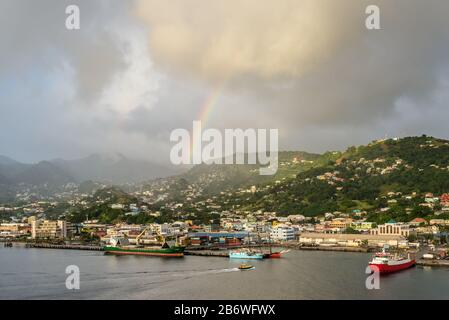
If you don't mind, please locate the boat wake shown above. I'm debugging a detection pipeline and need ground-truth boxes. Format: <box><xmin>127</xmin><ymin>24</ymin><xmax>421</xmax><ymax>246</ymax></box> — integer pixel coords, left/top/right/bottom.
<box><xmin>184</xmin><ymin>268</ymin><xmax>240</xmax><ymax>276</ymax></box>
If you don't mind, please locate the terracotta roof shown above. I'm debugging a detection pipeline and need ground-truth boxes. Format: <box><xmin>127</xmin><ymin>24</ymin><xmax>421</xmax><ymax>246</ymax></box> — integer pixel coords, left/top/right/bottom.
<box><xmin>411</xmin><ymin>218</ymin><xmax>426</xmax><ymax>222</ymax></box>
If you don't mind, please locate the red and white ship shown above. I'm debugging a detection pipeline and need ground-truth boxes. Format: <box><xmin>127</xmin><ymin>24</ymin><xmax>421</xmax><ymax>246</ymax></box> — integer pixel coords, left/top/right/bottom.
<box><xmin>368</xmin><ymin>248</ymin><xmax>415</xmax><ymax>274</ymax></box>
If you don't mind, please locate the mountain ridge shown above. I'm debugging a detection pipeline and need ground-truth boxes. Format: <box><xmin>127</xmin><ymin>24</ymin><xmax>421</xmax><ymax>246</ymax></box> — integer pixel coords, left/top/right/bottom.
<box><xmin>0</xmin><ymin>153</ymin><xmax>180</xmax><ymax>197</ymax></box>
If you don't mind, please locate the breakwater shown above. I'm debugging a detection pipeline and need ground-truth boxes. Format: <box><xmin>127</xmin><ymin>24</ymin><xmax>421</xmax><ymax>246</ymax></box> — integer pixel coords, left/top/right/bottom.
<box><xmin>184</xmin><ymin>250</ymin><xmax>229</xmax><ymax>257</ymax></box>
<box><xmin>416</xmin><ymin>259</ymin><xmax>449</xmax><ymax>267</ymax></box>
<box><xmin>26</xmin><ymin>243</ymin><xmax>103</xmax><ymax>251</ymax></box>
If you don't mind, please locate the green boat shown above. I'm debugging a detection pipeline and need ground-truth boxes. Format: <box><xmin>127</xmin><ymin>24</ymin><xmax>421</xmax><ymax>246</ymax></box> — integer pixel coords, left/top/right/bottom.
<box><xmin>104</xmin><ymin>245</ymin><xmax>185</xmax><ymax>257</ymax></box>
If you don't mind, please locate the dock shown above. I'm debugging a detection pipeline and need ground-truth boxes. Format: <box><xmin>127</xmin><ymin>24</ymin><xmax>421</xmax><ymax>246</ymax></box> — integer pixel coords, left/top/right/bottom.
<box><xmin>26</xmin><ymin>243</ymin><xmax>104</xmax><ymax>251</ymax></box>
<box><xmin>298</xmin><ymin>246</ymin><xmax>369</xmax><ymax>253</ymax></box>
<box><xmin>416</xmin><ymin>259</ymin><xmax>449</xmax><ymax>267</ymax></box>
<box><xmin>184</xmin><ymin>250</ymin><xmax>230</xmax><ymax>257</ymax></box>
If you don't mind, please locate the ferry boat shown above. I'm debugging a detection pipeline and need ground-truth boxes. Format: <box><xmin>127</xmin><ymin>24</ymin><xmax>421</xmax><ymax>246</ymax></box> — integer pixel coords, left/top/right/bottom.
<box><xmin>229</xmin><ymin>248</ymin><xmax>264</xmax><ymax>259</ymax></box>
<box><xmin>368</xmin><ymin>248</ymin><xmax>415</xmax><ymax>274</ymax></box>
<box><xmin>103</xmin><ymin>236</ymin><xmax>185</xmax><ymax>257</ymax></box>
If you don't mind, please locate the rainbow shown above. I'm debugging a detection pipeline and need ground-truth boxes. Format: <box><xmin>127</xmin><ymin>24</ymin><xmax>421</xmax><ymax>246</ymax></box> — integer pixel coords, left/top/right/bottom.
<box><xmin>197</xmin><ymin>82</ymin><xmax>226</xmax><ymax>127</ymax></box>
<box><xmin>189</xmin><ymin>81</ymin><xmax>228</xmax><ymax>160</ymax></box>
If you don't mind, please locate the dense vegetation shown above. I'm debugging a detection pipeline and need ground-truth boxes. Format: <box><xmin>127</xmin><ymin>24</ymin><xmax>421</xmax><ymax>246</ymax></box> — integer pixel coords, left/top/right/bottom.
<box><xmin>209</xmin><ymin>136</ymin><xmax>449</xmax><ymax>222</ymax></box>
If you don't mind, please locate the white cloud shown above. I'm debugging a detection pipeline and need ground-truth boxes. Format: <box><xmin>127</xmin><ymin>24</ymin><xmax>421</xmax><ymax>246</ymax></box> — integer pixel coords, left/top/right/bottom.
<box><xmin>97</xmin><ymin>25</ymin><xmax>160</xmax><ymax>116</ymax></box>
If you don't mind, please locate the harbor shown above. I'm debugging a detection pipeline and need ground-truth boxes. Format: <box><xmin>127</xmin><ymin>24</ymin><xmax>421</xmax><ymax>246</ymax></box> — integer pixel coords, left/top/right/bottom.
<box><xmin>12</xmin><ymin>240</ymin><xmax>371</xmax><ymax>256</ymax></box>
<box><xmin>3</xmin><ymin>245</ymin><xmax>449</xmax><ymax>300</ymax></box>
<box><xmin>0</xmin><ymin>239</ymin><xmax>425</xmax><ymax>256</ymax></box>
<box><xmin>17</xmin><ymin>241</ymin><xmax>449</xmax><ymax>271</ymax></box>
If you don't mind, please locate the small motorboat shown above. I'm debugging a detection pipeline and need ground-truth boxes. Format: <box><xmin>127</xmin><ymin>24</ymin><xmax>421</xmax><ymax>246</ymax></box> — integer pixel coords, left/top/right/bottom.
<box><xmin>238</xmin><ymin>263</ymin><xmax>255</xmax><ymax>270</ymax></box>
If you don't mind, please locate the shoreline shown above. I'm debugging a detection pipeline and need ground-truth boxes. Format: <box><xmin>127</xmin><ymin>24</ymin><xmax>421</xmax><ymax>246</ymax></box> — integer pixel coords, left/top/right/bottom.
<box><xmin>3</xmin><ymin>241</ymin><xmax>371</xmax><ymax>254</ymax></box>
<box><xmin>6</xmin><ymin>242</ymin><xmax>449</xmax><ymax>267</ymax></box>
<box><xmin>416</xmin><ymin>259</ymin><xmax>449</xmax><ymax>268</ymax></box>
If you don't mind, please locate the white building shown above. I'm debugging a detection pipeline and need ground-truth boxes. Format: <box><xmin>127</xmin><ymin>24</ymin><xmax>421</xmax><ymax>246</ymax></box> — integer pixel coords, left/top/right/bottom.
<box><xmin>31</xmin><ymin>220</ymin><xmax>67</xmax><ymax>239</ymax></box>
<box><xmin>299</xmin><ymin>233</ymin><xmax>409</xmax><ymax>248</ymax></box>
<box><xmin>270</xmin><ymin>227</ymin><xmax>296</xmax><ymax>241</ymax></box>
<box><xmin>370</xmin><ymin>221</ymin><xmax>415</xmax><ymax>237</ymax></box>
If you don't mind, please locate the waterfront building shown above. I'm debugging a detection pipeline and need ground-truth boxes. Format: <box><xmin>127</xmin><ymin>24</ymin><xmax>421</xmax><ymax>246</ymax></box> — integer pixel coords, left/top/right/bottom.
<box><xmin>0</xmin><ymin>223</ymin><xmax>30</xmax><ymax>238</ymax></box>
<box><xmin>186</xmin><ymin>231</ymin><xmax>250</xmax><ymax>246</ymax></box>
<box><xmin>270</xmin><ymin>226</ymin><xmax>296</xmax><ymax>241</ymax></box>
<box><xmin>299</xmin><ymin>232</ymin><xmax>408</xmax><ymax>248</ymax></box>
<box><xmin>31</xmin><ymin>220</ymin><xmax>67</xmax><ymax>239</ymax></box>
<box><xmin>369</xmin><ymin>220</ymin><xmax>415</xmax><ymax>237</ymax></box>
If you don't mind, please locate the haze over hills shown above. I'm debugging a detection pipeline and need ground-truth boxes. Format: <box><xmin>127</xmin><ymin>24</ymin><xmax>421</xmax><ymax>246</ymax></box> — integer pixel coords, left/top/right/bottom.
<box><xmin>52</xmin><ymin>153</ymin><xmax>180</xmax><ymax>184</ymax></box>
<box><xmin>0</xmin><ymin>153</ymin><xmax>180</xmax><ymax>189</ymax></box>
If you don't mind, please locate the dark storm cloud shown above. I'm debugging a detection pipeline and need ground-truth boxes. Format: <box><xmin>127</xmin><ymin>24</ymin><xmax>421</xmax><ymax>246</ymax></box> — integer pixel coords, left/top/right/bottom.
<box><xmin>0</xmin><ymin>0</ymin><xmax>163</xmax><ymax>162</ymax></box>
<box><xmin>1</xmin><ymin>0</ymin><xmax>449</xmax><ymax>163</ymax></box>
<box><xmin>135</xmin><ymin>0</ymin><xmax>449</xmax><ymax>152</ymax></box>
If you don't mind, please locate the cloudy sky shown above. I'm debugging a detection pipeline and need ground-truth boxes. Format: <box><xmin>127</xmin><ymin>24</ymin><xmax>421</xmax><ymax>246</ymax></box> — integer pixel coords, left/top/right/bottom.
<box><xmin>1</xmin><ymin>0</ymin><xmax>449</xmax><ymax>164</ymax></box>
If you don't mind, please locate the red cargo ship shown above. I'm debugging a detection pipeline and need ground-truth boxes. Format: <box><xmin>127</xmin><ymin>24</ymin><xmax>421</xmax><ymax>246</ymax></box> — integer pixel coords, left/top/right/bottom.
<box><xmin>368</xmin><ymin>249</ymin><xmax>415</xmax><ymax>274</ymax></box>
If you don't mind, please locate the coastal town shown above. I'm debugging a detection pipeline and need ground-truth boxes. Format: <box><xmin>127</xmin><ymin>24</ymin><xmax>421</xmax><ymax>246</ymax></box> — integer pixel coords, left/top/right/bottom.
<box><xmin>2</xmin><ymin>191</ymin><xmax>449</xmax><ymax>261</ymax></box>
<box><xmin>2</xmin><ymin>137</ymin><xmax>449</xmax><ymax>267</ymax></box>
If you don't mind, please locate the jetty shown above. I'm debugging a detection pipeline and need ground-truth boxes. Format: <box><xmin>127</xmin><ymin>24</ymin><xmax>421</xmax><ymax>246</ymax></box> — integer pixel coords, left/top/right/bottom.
<box><xmin>26</xmin><ymin>243</ymin><xmax>103</xmax><ymax>251</ymax></box>
<box><xmin>416</xmin><ymin>259</ymin><xmax>449</xmax><ymax>267</ymax></box>
<box><xmin>184</xmin><ymin>250</ymin><xmax>229</xmax><ymax>257</ymax></box>
<box><xmin>298</xmin><ymin>246</ymin><xmax>369</xmax><ymax>253</ymax></box>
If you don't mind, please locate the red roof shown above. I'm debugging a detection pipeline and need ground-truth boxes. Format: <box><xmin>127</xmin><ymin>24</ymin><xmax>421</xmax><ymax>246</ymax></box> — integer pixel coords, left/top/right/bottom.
<box><xmin>410</xmin><ymin>218</ymin><xmax>427</xmax><ymax>224</ymax></box>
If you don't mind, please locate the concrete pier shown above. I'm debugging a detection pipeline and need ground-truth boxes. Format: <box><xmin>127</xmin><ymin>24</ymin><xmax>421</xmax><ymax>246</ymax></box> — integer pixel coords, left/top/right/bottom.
<box><xmin>416</xmin><ymin>259</ymin><xmax>449</xmax><ymax>267</ymax></box>
<box><xmin>26</xmin><ymin>243</ymin><xmax>103</xmax><ymax>251</ymax></box>
<box><xmin>184</xmin><ymin>250</ymin><xmax>230</xmax><ymax>257</ymax></box>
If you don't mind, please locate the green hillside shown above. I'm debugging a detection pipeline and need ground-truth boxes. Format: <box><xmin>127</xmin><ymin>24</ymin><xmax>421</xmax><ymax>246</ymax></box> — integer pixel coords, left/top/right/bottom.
<box><xmin>67</xmin><ymin>135</ymin><xmax>449</xmax><ymax>226</ymax></box>
<box><xmin>180</xmin><ymin>151</ymin><xmax>333</xmax><ymax>194</ymax></box>
<box><xmin>205</xmin><ymin>136</ymin><xmax>449</xmax><ymax>221</ymax></box>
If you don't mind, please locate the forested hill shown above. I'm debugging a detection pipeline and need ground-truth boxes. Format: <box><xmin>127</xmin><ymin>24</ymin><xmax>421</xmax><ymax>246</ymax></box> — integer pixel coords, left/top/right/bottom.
<box><xmin>210</xmin><ymin>136</ymin><xmax>449</xmax><ymax>222</ymax></box>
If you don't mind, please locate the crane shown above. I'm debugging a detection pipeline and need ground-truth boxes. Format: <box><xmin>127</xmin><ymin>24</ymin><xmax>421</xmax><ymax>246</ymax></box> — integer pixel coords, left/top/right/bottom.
<box><xmin>135</xmin><ymin>225</ymin><xmax>166</xmax><ymax>246</ymax></box>
<box><xmin>135</xmin><ymin>226</ymin><xmax>151</xmax><ymax>246</ymax></box>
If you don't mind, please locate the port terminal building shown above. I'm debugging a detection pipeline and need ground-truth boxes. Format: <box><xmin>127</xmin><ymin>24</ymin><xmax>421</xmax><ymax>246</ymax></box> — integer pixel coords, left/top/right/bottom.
<box><xmin>187</xmin><ymin>232</ymin><xmax>251</xmax><ymax>247</ymax></box>
<box><xmin>299</xmin><ymin>233</ymin><xmax>410</xmax><ymax>248</ymax></box>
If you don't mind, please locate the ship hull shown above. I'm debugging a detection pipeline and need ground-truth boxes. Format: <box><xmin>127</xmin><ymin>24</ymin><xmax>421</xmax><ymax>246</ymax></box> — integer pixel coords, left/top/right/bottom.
<box><xmin>229</xmin><ymin>253</ymin><xmax>264</xmax><ymax>259</ymax></box>
<box><xmin>104</xmin><ymin>246</ymin><xmax>185</xmax><ymax>257</ymax></box>
<box><xmin>266</xmin><ymin>252</ymin><xmax>282</xmax><ymax>258</ymax></box>
<box><xmin>369</xmin><ymin>259</ymin><xmax>415</xmax><ymax>274</ymax></box>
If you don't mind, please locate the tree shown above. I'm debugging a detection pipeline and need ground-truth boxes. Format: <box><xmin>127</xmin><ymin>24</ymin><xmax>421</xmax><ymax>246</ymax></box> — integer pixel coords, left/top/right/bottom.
<box><xmin>343</xmin><ymin>227</ymin><xmax>360</xmax><ymax>234</ymax></box>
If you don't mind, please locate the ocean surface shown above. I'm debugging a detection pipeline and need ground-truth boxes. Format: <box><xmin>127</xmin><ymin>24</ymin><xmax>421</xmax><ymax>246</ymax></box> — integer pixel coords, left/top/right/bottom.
<box><xmin>1</xmin><ymin>245</ymin><xmax>449</xmax><ymax>299</ymax></box>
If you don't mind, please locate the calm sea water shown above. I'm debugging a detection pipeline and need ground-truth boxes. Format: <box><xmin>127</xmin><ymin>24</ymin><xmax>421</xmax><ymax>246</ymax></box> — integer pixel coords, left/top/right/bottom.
<box><xmin>1</xmin><ymin>245</ymin><xmax>449</xmax><ymax>299</ymax></box>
